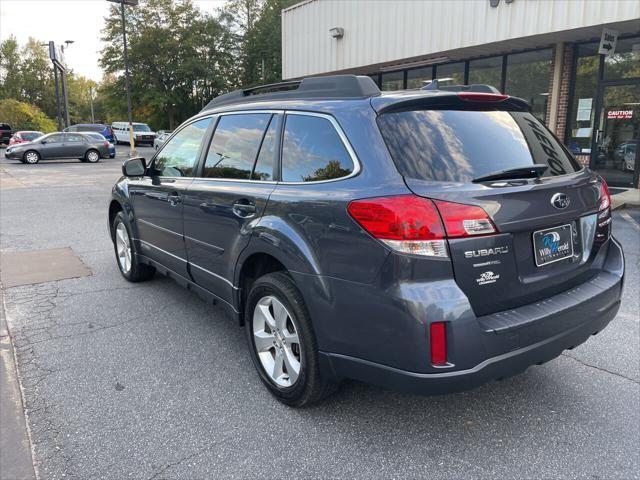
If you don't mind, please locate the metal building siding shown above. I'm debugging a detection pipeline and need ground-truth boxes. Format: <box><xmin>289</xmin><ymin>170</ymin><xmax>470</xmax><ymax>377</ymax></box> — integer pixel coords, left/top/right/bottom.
<box><xmin>282</xmin><ymin>0</ymin><xmax>640</xmax><ymax>79</ymax></box>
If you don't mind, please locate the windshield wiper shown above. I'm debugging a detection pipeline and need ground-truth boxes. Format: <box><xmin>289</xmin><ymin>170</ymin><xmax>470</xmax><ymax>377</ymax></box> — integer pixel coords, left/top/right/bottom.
<box><xmin>472</xmin><ymin>164</ymin><xmax>548</xmax><ymax>183</ymax></box>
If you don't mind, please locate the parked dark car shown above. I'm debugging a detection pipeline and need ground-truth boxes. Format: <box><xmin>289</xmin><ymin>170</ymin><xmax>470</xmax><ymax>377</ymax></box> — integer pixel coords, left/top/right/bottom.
<box><xmin>0</xmin><ymin>123</ymin><xmax>12</xmax><ymax>145</ymax></box>
<box><xmin>81</xmin><ymin>131</ymin><xmax>116</xmax><ymax>158</ymax></box>
<box><xmin>5</xmin><ymin>132</ymin><xmax>110</xmax><ymax>164</ymax></box>
<box><xmin>108</xmin><ymin>75</ymin><xmax>623</xmax><ymax>406</ymax></box>
<box><xmin>64</xmin><ymin>123</ymin><xmax>114</xmax><ymax>143</ymax></box>
<box><xmin>9</xmin><ymin>130</ymin><xmax>44</xmax><ymax>146</ymax></box>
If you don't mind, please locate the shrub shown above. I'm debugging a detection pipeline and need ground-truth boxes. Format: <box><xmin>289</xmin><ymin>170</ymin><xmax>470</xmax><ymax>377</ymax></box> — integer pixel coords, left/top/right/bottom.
<box><xmin>0</xmin><ymin>99</ymin><xmax>57</xmax><ymax>133</ymax></box>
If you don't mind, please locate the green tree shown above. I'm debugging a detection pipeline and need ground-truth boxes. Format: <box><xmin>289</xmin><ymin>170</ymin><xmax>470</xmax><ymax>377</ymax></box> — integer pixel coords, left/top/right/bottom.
<box><xmin>100</xmin><ymin>0</ymin><xmax>239</xmax><ymax>130</ymax></box>
<box><xmin>0</xmin><ymin>99</ymin><xmax>57</xmax><ymax>132</ymax></box>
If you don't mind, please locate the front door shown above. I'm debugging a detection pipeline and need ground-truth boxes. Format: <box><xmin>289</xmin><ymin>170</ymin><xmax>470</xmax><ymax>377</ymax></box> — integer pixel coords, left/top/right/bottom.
<box><xmin>183</xmin><ymin>112</ymin><xmax>279</xmax><ymax>304</ymax></box>
<box><xmin>591</xmin><ymin>82</ymin><xmax>640</xmax><ymax>188</ymax></box>
<box><xmin>40</xmin><ymin>133</ymin><xmax>66</xmax><ymax>159</ymax></box>
<box><xmin>129</xmin><ymin>117</ymin><xmax>213</xmax><ymax>278</ymax></box>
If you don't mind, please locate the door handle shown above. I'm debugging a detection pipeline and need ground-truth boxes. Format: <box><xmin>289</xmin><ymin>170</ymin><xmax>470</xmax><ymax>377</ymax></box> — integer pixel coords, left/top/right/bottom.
<box><xmin>232</xmin><ymin>200</ymin><xmax>256</xmax><ymax>217</ymax></box>
<box><xmin>167</xmin><ymin>193</ymin><xmax>182</xmax><ymax>206</ymax></box>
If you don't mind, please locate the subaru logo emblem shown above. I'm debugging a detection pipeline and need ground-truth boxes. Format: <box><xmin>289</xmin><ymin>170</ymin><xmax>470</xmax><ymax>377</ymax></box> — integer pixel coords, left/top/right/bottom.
<box><xmin>551</xmin><ymin>193</ymin><xmax>570</xmax><ymax>209</ymax></box>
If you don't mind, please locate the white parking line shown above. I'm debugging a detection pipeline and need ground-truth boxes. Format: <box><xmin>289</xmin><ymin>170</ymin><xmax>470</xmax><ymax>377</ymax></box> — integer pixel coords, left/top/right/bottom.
<box><xmin>619</xmin><ymin>211</ymin><xmax>640</xmax><ymax>231</ymax></box>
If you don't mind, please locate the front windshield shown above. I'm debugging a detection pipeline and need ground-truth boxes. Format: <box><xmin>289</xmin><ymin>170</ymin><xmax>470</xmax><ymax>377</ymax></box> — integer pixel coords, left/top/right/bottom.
<box><xmin>133</xmin><ymin>124</ymin><xmax>151</xmax><ymax>132</ymax></box>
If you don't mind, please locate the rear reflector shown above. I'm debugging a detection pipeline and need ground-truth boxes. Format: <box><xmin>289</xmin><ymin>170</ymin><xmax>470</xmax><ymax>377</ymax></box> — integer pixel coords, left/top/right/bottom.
<box><xmin>347</xmin><ymin>195</ymin><xmax>448</xmax><ymax>257</ymax></box>
<box><xmin>599</xmin><ymin>178</ymin><xmax>611</xmax><ymax>212</ymax></box>
<box><xmin>434</xmin><ymin>200</ymin><xmax>497</xmax><ymax>238</ymax></box>
<box><xmin>430</xmin><ymin>322</ymin><xmax>447</xmax><ymax>366</ymax></box>
<box><xmin>458</xmin><ymin>92</ymin><xmax>509</xmax><ymax>102</ymax></box>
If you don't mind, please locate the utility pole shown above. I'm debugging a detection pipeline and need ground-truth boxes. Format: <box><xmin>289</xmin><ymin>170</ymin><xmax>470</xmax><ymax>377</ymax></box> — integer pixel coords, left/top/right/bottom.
<box><xmin>89</xmin><ymin>85</ymin><xmax>95</xmax><ymax>123</ymax></box>
<box><xmin>108</xmin><ymin>0</ymin><xmax>139</xmax><ymax>156</ymax></box>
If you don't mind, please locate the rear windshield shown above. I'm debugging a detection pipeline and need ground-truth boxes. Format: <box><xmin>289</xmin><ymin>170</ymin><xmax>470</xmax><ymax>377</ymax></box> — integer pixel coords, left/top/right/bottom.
<box><xmin>377</xmin><ymin>110</ymin><xmax>579</xmax><ymax>182</ymax></box>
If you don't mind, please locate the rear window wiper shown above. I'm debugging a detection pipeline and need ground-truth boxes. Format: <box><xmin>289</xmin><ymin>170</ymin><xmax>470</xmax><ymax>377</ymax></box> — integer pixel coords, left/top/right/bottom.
<box><xmin>472</xmin><ymin>164</ymin><xmax>548</xmax><ymax>183</ymax></box>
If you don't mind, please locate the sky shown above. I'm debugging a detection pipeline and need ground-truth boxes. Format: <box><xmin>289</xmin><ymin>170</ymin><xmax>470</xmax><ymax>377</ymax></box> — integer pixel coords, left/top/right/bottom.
<box><xmin>0</xmin><ymin>0</ymin><xmax>225</xmax><ymax>81</ymax></box>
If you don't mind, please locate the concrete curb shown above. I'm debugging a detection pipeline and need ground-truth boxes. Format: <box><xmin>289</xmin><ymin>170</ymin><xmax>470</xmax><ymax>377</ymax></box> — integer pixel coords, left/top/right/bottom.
<box><xmin>0</xmin><ymin>291</ymin><xmax>37</xmax><ymax>480</ymax></box>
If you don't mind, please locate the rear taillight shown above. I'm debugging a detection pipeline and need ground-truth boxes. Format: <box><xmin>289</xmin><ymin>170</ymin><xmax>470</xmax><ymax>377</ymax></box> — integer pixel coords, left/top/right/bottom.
<box><xmin>347</xmin><ymin>195</ymin><xmax>498</xmax><ymax>257</ymax></box>
<box><xmin>347</xmin><ymin>195</ymin><xmax>447</xmax><ymax>257</ymax></box>
<box><xmin>458</xmin><ymin>92</ymin><xmax>509</xmax><ymax>102</ymax></box>
<box><xmin>430</xmin><ymin>322</ymin><xmax>447</xmax><ymax>366</ymax></box>
<box><xmin>434</xmin><ymin>200</ymin><xmax>497</xmax><ymax>238</ymax></box>
<box><xmin>599</xmin><ymin>178</ymin><xmax>611</xmax><ymax>212</ymax></box>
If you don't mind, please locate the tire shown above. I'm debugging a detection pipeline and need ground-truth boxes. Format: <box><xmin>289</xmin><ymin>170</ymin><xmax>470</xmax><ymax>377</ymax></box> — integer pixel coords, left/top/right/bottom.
<box><xmin>23</xmin><ymin>150</ymin><xmax>40</xmax><ymax>164</ymax></box>
<box><xmin>111</xmin><ymin>211</ymin><xmax>155</xmax><ymax>282</ymax></box>
<box><xmin>245</xmin><ymin>272</ymin><xmax>337</xmax><ymax>407</ymax></box>
<box><xmin>85</xmin><ymin>149</ymin><xmax>100</xmax><ymax>163</ymax></box>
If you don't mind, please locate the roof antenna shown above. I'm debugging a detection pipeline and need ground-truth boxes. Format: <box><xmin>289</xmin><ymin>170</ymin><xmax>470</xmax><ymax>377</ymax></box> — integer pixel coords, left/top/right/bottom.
<box><xmin>422</xmin><ymin>79</ymin><xmax>439</xmax><ymax>91</ymax></box>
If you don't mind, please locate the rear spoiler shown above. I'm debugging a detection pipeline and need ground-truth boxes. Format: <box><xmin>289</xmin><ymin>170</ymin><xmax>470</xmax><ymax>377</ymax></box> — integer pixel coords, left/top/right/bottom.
<box><xmin>373</xmin><ymin>92</ymin><xmax>531</xmax><ymax>114</ymax></box>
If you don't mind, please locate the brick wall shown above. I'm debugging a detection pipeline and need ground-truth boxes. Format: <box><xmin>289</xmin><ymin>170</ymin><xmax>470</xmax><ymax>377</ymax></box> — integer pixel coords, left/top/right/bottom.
<box><xmin>545</xmin><ymin>43</ymin><xmax>573</xmax><ymax>143</ymax></box>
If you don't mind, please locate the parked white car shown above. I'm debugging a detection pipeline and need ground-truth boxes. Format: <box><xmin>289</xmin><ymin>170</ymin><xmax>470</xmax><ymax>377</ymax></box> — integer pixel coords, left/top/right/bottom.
<box><xmin>111</xmin><ymin>122</ymin><xmax>156</xmax><ymax>146</ymax></box>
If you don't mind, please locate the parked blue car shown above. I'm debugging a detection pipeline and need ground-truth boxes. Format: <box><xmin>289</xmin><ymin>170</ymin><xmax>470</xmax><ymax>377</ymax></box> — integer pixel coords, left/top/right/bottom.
<box><xmin>64</xmin><ymin>123</ymin><xmax>114</xmax><ymax>143</ymax></box>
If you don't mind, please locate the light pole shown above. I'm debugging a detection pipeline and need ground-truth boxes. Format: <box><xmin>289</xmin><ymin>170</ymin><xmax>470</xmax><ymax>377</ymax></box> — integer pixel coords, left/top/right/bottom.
<box><xmin>60</xmin><ymin>40</ymin><xmax>74</xmax><ymax>128</ymax></box>
<box><xmin>107</xmin><ymin>0</ymin><xmax>138</xmax><ymax>156</ymax></box>
<box><xmin>41</xmin><ymin>42</ymin><xmax>62</xmax><ymax>130</ymax></box>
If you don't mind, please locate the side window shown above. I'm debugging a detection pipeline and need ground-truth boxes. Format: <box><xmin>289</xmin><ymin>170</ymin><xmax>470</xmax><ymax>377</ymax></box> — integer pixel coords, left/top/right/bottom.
<box><xmin>281</xmin><ymin>115</ymin><xmax>354</xmax><ymax>182</ymax></box>
<box><xmin>67</xmin><ymin>126</ymin><xmax>77</xmax><ymax>132</ymax></box>
<box><xmin>203</xmin><ymin>113</ymin><xmax>271</xmax><ymax>179</ymax></box>
<box><xmin>66</xmin><ymin>134</ymin><xmax>84</xmax><ymax>143</ymax></box>
<box><xmin>252</xmin><ymin>115</ymin><xmax>278</xmax><ymax>180</ymax></box>
<box><xmin>153</xmin><ymin>118</ymin><xmax>212</xmax><ymax>177</ymax></box>
<box><xmin>47</xmin><ymin>134</ymin><xmax>64</xmax><ymax>143</ymax></box>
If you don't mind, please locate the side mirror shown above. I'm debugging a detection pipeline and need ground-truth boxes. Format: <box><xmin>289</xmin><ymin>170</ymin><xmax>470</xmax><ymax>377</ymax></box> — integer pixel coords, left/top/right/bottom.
<box><xmin>122</xmin><ymin>157</ymin><xmax>147</xmax><ymax>177</ymax></box>
<box><xmin>41</xmin><ymin>140</ymin><xmax>47</xmax><ymax>144</ymax></box>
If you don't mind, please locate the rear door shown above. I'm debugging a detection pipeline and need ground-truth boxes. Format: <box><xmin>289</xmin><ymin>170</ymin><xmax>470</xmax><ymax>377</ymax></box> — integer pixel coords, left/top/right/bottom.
<box><xmin>128</xmin><ymin>117</ymin><xmax>213</xmax><ymax>277</ymax></box>
<box><xmin>63</xmin><ymin>133</ymin><xmax>87</xmax><ymax>157</ymax></box>
<box><xmin>182</xmin><ymin>112</ymin><xmax>279</xmax><ymax>303</ymax></box>
<box><xmin>376</xmin><ymin>102</ymin><xmax>610</xmax><ymax>316</ymax></box>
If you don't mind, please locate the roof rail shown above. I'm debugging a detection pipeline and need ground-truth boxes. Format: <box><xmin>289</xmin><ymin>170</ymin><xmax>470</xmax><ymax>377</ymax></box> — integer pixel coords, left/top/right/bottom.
<box><xmin>202</xmin><ymin>75</ymin><xmax>381</xmax><ymax>111</ymax></box>
<box><xmin>421</xmin><ymin>82</ymin><xmax>501</xmax><ymax>94</ymax></box>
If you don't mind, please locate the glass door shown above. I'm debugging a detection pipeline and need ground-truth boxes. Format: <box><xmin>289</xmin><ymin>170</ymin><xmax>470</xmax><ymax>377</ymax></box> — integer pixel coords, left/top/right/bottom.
<box><xmin>591</xmin><ymin>82</ymin><xmax>640</xmax><ymax>188</ymax></box>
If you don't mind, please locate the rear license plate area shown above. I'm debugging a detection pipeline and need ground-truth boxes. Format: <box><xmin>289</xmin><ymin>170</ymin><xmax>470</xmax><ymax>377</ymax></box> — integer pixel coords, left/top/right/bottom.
<box><xmin>533</xmin><ymin>224</ymin><xmax>574</xmax><ymax>267</ymax></box>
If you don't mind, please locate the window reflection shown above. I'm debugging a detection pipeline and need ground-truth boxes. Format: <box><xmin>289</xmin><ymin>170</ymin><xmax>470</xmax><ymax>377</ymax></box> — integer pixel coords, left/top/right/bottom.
<box><xmin>153</xmin><ymin>118</ymin><xmax>212</xmax><ymax>177</ymax></box>
<box><xmin>203</xmin><ymin>114</ymin><xmax>271</xmax><ymax>179</ymax></box>
<box><xmin>281</xmin><ymin>115</ymin><xmax>353</xmax><ymax>182</ymax></box>
<box><xmin>504</xmin><ymin>49</ymin><xmax>552</xmax><ymax>122</ymax></box>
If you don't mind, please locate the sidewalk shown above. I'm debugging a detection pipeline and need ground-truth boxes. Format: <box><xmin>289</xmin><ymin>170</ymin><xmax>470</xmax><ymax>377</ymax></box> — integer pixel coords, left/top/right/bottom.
<box><xmin>0</xmin><ymin>292</ymin><xmax>36</xmax><ymax>480</ymax></box>
<box><xmin>611</xmin><ymin>188</ymin><xmax>640</xmax><ymax>210</ymax></box>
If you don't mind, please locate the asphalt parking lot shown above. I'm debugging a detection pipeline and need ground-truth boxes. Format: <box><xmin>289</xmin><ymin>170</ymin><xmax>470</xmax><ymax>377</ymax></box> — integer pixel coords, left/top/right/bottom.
<box><xmin>0</xmin><ymin>145</ymin><xmax>639</xmax><ymax>479</ymax></box>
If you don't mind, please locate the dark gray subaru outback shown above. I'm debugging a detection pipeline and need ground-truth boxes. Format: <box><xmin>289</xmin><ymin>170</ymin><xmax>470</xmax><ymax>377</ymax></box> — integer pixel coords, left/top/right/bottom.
<box><xmin>109</xmin><ymin>75</ymin><xmax>624</xmax><ymax>406</ymax></box>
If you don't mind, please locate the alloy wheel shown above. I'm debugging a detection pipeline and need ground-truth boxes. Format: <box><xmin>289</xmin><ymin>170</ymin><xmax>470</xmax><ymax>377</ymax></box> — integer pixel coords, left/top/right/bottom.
<box><xmin>252</xmin><ymin>295</ymin><xmax>302</xmax><ymax>387</ymax></box>
<box><xmin>115</xmin><ymin>222</ymin><xmax>132</xmax><ymax>273</ymax></box>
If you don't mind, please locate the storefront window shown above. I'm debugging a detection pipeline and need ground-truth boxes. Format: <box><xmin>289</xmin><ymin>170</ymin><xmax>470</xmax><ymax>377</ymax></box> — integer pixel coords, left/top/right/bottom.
<box><xmin>435</xmin><ymin>62</ymin><xmax>465</xmax><ymax>85</ymax></box>
<box><xmin>604</xmin><ymin>37</ymin><xmax>640</xmax><ymax>80</ymax></box>
<box><xmin>504</xmin><ymin>49</ymin><xmax>552</xmax><ymax>122</ymax></box>
<box><xmin>407</xmin><ymin>67</ymin><xmax>433</xmax><ymax>89</ymax></box>
<box><xmin>381</xmin><ymin>71</ymin><xmax>404</xmax><ymax>91</ymax></box>
<box><xmin>368</xmin><ymin>74</ymin><xmax>380</xmax><ymax>87</ymax></box>
<box><xmin>566</xmin><ymin>43</ymin><xmax>599</xmax><ymax>156</ymax></box>
<box><xmin>468</xmin><ymin>56</ymin><xmax>503</xmax><ymax>90</ymax></box>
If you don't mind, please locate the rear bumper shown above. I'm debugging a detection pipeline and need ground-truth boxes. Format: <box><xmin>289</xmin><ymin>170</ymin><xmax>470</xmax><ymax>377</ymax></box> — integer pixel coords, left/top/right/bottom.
<box><xmin>312</xmin><ymin>238</ymin><xmax>624</xmax><ymax>394</ymax></box>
